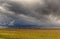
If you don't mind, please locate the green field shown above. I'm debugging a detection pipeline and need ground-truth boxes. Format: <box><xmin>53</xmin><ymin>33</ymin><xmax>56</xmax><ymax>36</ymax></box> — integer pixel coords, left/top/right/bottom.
<box><xmin>0</xmin><ymin>29</ymin><xmax>60</xmax><ymax>39</ymax></box>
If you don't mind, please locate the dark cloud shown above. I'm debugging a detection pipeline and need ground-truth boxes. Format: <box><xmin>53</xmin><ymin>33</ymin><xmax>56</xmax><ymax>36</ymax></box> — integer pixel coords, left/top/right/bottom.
<box><xmin>0</xmin><ymin>0</ymin><xmax>60</xmax><ymax>28</ymax></box>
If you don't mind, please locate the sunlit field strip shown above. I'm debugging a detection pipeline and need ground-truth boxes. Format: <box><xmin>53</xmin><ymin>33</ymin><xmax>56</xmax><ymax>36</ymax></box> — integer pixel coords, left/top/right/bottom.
<box><xmin>0</xmin><ymin>28</ymin><xmax>60</xmax><ymax>39</ymax></box>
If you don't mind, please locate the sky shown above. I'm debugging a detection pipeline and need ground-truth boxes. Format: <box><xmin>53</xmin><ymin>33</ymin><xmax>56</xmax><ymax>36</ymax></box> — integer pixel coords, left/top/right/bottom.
<box><xmin>0</xmin><ymin>0</ymin><xmax>60</xmax><ymax>28</ymax></box>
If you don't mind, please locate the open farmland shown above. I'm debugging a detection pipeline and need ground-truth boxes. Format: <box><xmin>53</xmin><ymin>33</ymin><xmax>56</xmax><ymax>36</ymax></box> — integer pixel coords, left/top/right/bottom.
<box><xmin>0</xmin><ymin>29</ymin><xmax>60</xmax><ymax>39</ymax></box>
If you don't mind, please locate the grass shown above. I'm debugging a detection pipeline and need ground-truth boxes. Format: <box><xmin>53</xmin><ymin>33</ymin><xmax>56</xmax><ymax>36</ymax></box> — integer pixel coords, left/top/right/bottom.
<box><xmin>0</xmin><ymin>29</ymin><xmax>59</xmax><ymax>39</ymax></box>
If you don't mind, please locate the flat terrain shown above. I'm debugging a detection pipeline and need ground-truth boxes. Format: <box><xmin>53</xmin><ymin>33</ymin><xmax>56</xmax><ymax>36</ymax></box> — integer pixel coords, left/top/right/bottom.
<box><xmin>0</xmin><ymin>28</ymin><xmax>60</xmax><ymax>39</ymax></box>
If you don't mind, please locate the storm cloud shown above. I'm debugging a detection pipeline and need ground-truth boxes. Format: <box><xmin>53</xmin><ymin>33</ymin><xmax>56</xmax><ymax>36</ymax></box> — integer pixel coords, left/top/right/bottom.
<box><xmin>0</xmin><ymin>0</ymin><xmax>60</xmax><ymax>28</ymax></box>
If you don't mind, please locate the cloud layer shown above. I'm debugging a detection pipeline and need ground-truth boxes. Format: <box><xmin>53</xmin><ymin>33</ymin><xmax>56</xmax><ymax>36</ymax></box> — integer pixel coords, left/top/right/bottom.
<box><xmin>0</xmin><ymin>0</ymin><xmax>60</xmax><ymax>28</ymax></box>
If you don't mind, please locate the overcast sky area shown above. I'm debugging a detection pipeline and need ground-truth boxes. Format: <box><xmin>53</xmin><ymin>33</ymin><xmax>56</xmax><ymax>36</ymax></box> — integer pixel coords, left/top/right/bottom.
<box><xmin>0</xmin><ymin>0</ymin><xmax>60</xmax><ymax>28</ymax></box>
